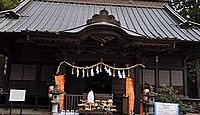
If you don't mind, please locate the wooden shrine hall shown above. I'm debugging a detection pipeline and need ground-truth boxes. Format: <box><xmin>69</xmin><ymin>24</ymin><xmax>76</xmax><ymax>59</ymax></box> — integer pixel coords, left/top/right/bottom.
<box><xmin>0</xmin><ymin>0</ymin><xmax>200</xmax><ymax>114</ymax></box>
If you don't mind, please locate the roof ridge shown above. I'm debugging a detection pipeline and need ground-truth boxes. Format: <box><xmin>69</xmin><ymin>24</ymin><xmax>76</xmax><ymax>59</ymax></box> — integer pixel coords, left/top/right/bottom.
<box><xmin>13</xmin><ymin>0</ymin><xmax>31</xmax><ymax>12</ymax></box>
<box><xmin>41</xmin><ymin>0</ymin><xmax>165</xmax><ymax>8</ymax></box>
<box><xmin>164</xmin><ymin>4</ymin><xmax>187</xmax><ymax>23</ymax></box>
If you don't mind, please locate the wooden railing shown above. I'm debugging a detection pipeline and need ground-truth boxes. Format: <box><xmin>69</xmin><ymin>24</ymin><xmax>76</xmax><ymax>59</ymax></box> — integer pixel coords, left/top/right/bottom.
<box><xmin>65</xmin><ymin>93</ymin><xmax>113</xmax><ymax>112</ymax></box>
<box><xmin>65</xmin><ymin>94</ymin><xmax>85</xmax><ymax>112</ymax></box>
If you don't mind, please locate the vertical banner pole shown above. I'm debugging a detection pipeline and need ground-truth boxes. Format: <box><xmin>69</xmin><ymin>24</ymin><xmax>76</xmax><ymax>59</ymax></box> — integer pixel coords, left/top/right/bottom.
<box><xmin>155</xmin><ymin>56</ymin><xmax>159</xmax><ymax>92</ymax></box>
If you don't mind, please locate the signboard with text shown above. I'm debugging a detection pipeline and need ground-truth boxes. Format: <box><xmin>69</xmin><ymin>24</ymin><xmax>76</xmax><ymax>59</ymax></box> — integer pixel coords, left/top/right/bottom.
<box><xmin>154</xmin><ymin>102</ymin><xmax>179</xmax><ymax>115</ymax></box>
<box><xmin>9</xmin><ymin>89</ymin><xmax>26</xmax><ymax>102</ymax></box>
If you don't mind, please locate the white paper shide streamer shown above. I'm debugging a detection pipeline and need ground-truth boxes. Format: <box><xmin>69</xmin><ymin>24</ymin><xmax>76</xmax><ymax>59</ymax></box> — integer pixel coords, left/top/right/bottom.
<box><xmin>71</xmin><ymin>67</ymin><xmax>74</xmax><ymax>75</ymax></box>
<box><xmin>76</xmin><ymin>68</ymin><xmax>79</xmax><ymax>77</ymax></box>
<box><xmin>91</xmin><ymin>68</ymin><xmax>94</xmax><ymax>76</ymax></box>
<box><xmin>108</xmin><ymin>67</ymin><xmax>112</xmax><ymax>76</ymax></box>
<box><xmin>122</xmin><ymin>70</ymin><xmax>126</xmax><ymax>78</ymax></box>
<box><xmin>87</xmin><ymin>69</ymin><xmax>89</xmax><ymax>77</ymax></box>
<box><xmin>82</xmin><ymin>69</ymin><xmax>85</xmax><ymax>78</ymax></box>
<box><xmin>96</xmin><ymin>66</ymin><xmax>99</xmax><ymax>74</ymax></box>
<box><xmin>118</xmin><ymin>70</ymin><xmax>122</xmax><ymax>79</ymax></box>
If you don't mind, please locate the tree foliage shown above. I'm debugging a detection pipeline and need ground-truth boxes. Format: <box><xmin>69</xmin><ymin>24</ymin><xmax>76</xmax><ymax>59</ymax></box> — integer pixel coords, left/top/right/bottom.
<box><xmin>0</xmin><ymin>0</ymin><xmax>19</xmax><ymax>11</ymax></box>
<box><xmin>187</xmin><ymin>64</ymin><xmax>198</xmax><ymax>98</ymax></box>
<box><xmin>170</xmin><ymin>0</ymin><xmax>200</xmax><ymax>23</ymax></box>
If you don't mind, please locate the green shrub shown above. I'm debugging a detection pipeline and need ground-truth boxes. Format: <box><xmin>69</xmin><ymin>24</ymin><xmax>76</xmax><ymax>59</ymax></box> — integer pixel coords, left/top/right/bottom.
<box><xmin>156</xmin><ymin>84</ymin><xmax>194</xmax><ymax>114</ymax></box>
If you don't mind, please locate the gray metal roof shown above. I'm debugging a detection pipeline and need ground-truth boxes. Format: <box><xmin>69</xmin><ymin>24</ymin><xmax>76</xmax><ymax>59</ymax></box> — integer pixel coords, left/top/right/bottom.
<box><xmin>0</xmin><ymin>0</ymin><xmax>200</xmax><ymax>41</ymax></box>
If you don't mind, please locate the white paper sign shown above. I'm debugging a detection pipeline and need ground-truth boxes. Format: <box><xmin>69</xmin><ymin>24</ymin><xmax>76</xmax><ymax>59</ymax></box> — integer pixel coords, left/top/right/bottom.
<box><xmin>9</xmin><ymin>89</ymin><xmax>26</xmax><ymax>102</ymax></box>
<box><xmin>154</xmin><ymin>102</ymin><xmax>179</xmax><ymax>115</ymax></box>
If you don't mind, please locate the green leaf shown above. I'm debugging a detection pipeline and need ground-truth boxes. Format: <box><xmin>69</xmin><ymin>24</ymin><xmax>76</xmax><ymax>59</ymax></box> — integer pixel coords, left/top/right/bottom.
<box><xmin>0</xmin><ymin>0</ymin><xmax>19</xmax><ymax>11</ymax></box>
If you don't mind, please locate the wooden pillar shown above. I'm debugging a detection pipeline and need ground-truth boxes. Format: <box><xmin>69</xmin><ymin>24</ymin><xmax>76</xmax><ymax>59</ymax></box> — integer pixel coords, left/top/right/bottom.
<box><xmin>0</xmin><ymin>55</ymin><xmax>5</xmax><ymax>87</ymax></box>
<box><xmin>134</xmin><ymin>66</ymin><xmax>141</xmax><ymax>115</ymax></box>
<box><xmin>34</xmin><ymin>64</ymin><xmax>41</xmax><ymax>110</ymax></box>
<box><xmin>34</xmin><ymin>97</ymin><xmax>38</xmax><ymax>110</ymax></box>
<box><xmin>183</xmin><ymin>58</ymin><xmax>188</xmax><ymax>97</ymax></box>
<box><xmin>4</xmin><ymin>58</ymin><xmax>11</xmax><ymax>109</ymax></box>
<box><xmin>195</xmin><ymin>59</ymin><xmax>200</xmax><ymax>98</ymax></box>
<box><xmin>36</xmin><ymin>64</ymin><xmax>41</xmax><ymax>81</ymax></box>
<box><xmin>169</xmin><ymin>70</ymin><xmax>172</xmax><ymax>86</ymax></box>
<box><xmin>155</xmin><ymin>56</ymin><xmax>159</xmax><ymax>92</ymax></box>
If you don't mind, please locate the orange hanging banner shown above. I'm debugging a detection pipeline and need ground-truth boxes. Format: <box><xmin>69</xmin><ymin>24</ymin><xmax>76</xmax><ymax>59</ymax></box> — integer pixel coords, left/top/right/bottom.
<box><xmin>126</xmin><ymin>78</ymin><xmax>135</xmax><ymax>115</ymax></box>
<box><xmin>55</xmin><ymin>75</ymin><xmax>65</xmax><ymax>111</ymax></box>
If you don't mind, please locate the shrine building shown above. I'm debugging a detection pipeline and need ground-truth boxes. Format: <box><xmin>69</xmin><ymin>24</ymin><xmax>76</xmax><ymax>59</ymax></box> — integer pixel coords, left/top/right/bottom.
<box><xmin>0</xmin><ymin>0</ymin><xmax>200</xmax><ymax>114</ymax></box>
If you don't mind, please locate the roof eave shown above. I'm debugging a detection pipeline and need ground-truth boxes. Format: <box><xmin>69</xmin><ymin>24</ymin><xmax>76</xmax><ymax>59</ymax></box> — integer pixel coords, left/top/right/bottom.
<box><xmin>60</xmin><ymin>22</ymin><xmax>147</xmax><ymax>39</ymax></box>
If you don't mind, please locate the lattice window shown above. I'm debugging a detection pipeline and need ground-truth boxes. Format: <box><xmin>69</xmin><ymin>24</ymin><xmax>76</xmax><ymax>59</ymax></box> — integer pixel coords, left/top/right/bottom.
<box><xmin>23</xmin><ymin>65</ymin><xmax>36</xmax><ymax>80</ymax></box>
<box><xmin>171</xmin><ymin>70</ymin><xmax>183</xmax><ymax>86</ymax></box>
<box><xmin>10</xmin><ymin>64</ymin><xmax>23</xmax><ymax>80</ymax></box>
<box><xmin>159</xmin><ymin>70</ymin><xmax>170</xmax><ymax>85</ymax></box>
<box><xmin>41</xmin><ymin>65</ymin><xmax>55</xmax><ymax>81</ymax></box>
<box><xmin>143</xmin><ymin>69</ymin><xmax>155</xmax><ymax>85</ymax></box>
<box><xmin>10</xmin><ymin>64</ymin><xmax>36</xmax><ymax>80</ymax></box>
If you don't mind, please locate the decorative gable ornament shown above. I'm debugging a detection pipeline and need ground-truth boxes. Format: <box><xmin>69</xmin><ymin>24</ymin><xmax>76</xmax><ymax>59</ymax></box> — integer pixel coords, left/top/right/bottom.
<box><xmin>87</xmin><ymin>9</ymin><xmax>121</xmax><ymax>26</ymax></box>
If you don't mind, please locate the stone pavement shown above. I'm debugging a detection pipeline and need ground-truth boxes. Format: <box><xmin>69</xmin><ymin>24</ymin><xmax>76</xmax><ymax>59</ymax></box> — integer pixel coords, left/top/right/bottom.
<box><xmin>0</xmin><ymin>108</ymin><xmax>50</xmax><ymax>115</ymax></box>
